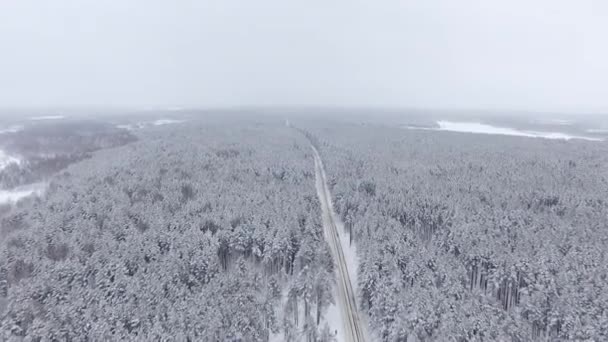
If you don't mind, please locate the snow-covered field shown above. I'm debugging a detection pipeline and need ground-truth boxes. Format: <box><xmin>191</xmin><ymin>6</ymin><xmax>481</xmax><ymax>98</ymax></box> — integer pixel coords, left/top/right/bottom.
<box><xmin>116</xmin><ymin>123</ymin><xmax>146</xmax><ymax>131</ymax></box>
<box><xmin>152</xmin><ymin>119</ymin><xmax>184</xmax><ymax>126</ymax></box>
<box><xmin>117</xmin><ymin>119</ymin><xmax>185</xmax><ymax>131</ymax></box>
<box><xmin>0</xmin><ymin>125</ymin><xmax>24</xmax><ymax>134</ymax></box>
<box><xmin>533</xmin><ymin>119</ymin><xmax>574</xmax><ymax>126</ymax></box>
<box><xmin>406</xmin><ymin>120</ymin><xmax>603</xmax><ymax>141</ymax></box>
<box><xmin>29</xmin><ymin>115</ymin><xmax>65</xmax><ymax>121</ymax></box>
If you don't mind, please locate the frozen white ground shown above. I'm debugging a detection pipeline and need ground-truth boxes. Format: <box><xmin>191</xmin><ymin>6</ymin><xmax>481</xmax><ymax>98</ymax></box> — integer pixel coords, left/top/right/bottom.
<box><xmin>117</xmin><ymin>119</ymin><xmax>185</xmax><ymax>131</ymax></box>
<box><xmin>0</xmin><ymin>125</ymin><xmax>24</xmax><ymax>134</ymax></box>
<box><xmin>406</xmin><ymin>120</ymin><xmax>603</xmax><ymax>141</ymax></box>
<box><xmin>29</xmin><ymin>115</ymin><xmax>65</xmax><ymax>121</ymax></box>
<box><xmin>152</xmin><ymin>119</ymin><xmax>185</xmax><ymax>126</ymax></box>
<box><xmin>533</xmin><ymin>118</ymin><xmax>574</xmax><ymax>126</ymax></box>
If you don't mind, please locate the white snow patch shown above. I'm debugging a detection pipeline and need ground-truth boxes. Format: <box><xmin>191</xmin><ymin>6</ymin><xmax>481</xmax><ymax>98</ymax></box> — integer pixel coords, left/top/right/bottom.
<box><xmin>323</xmin><ymin>289</ymin><xmax>346</xmax><ymax>341</ymax></box>
<box><xmin>406</xmin><ymin>121</ymin><xmax>603</xmax><ymax>141</ymax></box>
<box><xmin>116</xmin><ymin>123</ymin><xmax>145</xmax><ymax>130</ymax></box>
<box><xmin>269</xmin><ymin>287</ymin><xmax>290</xmax><ymax>342</ymax></box>
<box><xmin>0</xmin><ymin>125</ymin><xmax>24</xmax><ymax>134</ymax></box>
<box><xmin>118</xmin><ymin>120</ymin><xmax>183</xmax><ymax>130</ymax></box>
<box><xmin>30</xmin><ymin>115</ymin><xmax>65</xmax><ymax>121</ymax></box>
<box><xmin>269</xmin><ymin>285</ymin><xmax>340</xmax><ymax>342</ymax></box>
<box><xmin>152</xmin><ymin>119</ymin><xmax>184</xmax><ymax>126</ymax></box>
<box><xmin>268</xmin><ymin>332</ymin><xmax>282</xmax><ymax>342</ymax></box>
<box><xmin>116</xmin><ymin>124</ymin><xmax>135</xmax><ymax>131</ymax></box>
<box><xmin>0</xmin><ymin>150</ymin><xmax>22</xmax><ymax>171</ymax></box>
<box><xmin>534</xmin><ymin>119</ymin><xmax>574</xmax><ymax>126</ymax></box>
<box><xmin>0</xmin><ymin>182</ymin><xmax>46</xmax><ymax>205</ymax></box>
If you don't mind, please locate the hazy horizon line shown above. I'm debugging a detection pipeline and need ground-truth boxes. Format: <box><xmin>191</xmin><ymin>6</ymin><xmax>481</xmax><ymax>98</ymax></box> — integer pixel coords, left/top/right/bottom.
<box><xmin>0</xmin><ymin>105</ymin><xmax>607</xmax><ymax>118</ymax></box>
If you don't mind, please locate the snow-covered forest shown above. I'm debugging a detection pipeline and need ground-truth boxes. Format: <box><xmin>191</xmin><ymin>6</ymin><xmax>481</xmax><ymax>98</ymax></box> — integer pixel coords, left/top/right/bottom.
<box><xmin>2</xmin><ymin>0</ymin><xmax>607</xmax><ymax>339</ymax></box>
<box><xmin>301</xmin><ymin>121</ymin><xmax>608</xmax><ymax>341</ymax></box>
<box><xmin>0</xmin><ymin>122</ymin><xmax>336</xmax><ymax>341</ymax></box>
<box><xmin>2</xmin><ymin>115</ymin><xmax>608</xmax><ymax>341</ymax></box>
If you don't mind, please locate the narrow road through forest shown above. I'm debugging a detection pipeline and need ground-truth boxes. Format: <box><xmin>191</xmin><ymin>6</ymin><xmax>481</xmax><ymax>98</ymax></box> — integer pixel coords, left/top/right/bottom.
<box><xmin>310</xmin><ymin>143</ymin><xmax>367</xmax><ymax>342</ymax></box>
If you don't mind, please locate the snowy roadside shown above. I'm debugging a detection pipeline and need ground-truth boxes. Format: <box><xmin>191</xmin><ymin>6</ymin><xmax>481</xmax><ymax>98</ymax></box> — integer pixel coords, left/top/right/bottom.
<box><xmin>318</xmin><ymin>159</ymin><xmax>360</xmax><ymax>295</ymax></box>
<box><xmin>312</xmin><ymin>144</ymin><xmax>368</xmax><ymax>342</ymax></box>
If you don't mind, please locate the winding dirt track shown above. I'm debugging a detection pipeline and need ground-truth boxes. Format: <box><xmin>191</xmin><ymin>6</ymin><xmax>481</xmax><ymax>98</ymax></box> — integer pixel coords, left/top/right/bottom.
<box><xmin>311</xmin><ymin>144</ymin><xmax>367</xmax><ymax>342</ymax></box>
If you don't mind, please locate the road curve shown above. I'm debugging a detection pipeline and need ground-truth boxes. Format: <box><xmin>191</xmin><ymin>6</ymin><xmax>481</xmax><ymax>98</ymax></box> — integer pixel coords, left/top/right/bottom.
<box><xmin>310</xmin><ymin>144</ymin><xmax>368</xmax><ymax>342</ymax></box>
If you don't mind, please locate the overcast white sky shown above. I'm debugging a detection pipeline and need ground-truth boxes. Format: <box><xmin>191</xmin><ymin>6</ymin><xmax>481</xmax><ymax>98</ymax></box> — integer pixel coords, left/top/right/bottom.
<box><xmin>0</xmin><ymin>0</ymin><xmax>607</xmax><ymax>113</ymax></box>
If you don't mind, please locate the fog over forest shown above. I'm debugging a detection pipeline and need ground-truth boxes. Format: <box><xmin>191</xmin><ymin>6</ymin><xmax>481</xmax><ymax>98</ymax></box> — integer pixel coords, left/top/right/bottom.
<box><xmin>1</xmin><ymin>1</ymin><xmax>608</xmax><ymax>342</ymax></box>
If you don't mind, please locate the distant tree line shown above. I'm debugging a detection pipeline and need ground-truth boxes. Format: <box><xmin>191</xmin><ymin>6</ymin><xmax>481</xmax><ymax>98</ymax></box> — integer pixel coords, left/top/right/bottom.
<box><xmin>0</xmin><ymin>121</ymin><xmax>136</xmax><ymax>189</ymax></box>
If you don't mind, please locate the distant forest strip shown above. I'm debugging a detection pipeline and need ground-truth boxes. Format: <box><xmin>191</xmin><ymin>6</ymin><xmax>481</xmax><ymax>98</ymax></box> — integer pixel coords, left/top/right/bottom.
<box><xmin>0</xmin><ymin>121</ymin><xmax>137</xmax><ymax>190</ymax></box>
<box><xmin>302</xmin><ymin>121</ymin><xmax>608</xmax><ymax>341</ymax></box>
<box><xmin>1</xmin><ymin>123</ymin><xmax>337</xmax><ymax>341</ymax></box>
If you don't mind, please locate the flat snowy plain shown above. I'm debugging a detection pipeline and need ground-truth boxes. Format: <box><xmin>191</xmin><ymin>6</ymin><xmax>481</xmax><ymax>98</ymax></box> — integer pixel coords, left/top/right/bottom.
<box><xmin>405</xmin><ymin>120</ymin><xmax>603</xmax><ymax>141</ymax></box>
